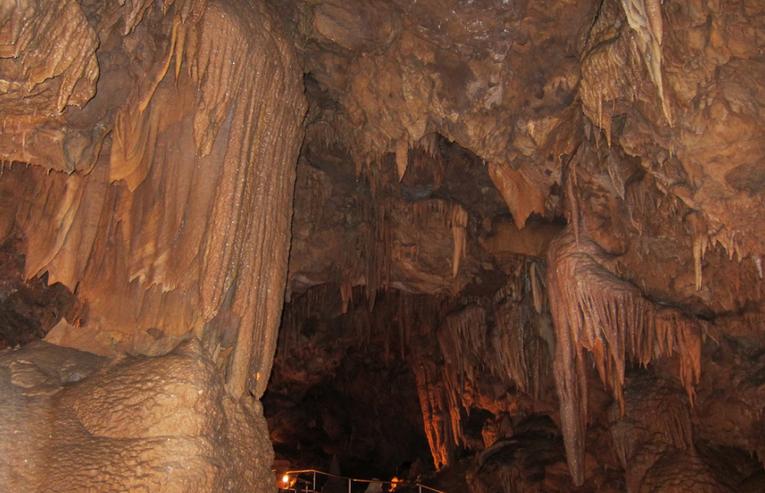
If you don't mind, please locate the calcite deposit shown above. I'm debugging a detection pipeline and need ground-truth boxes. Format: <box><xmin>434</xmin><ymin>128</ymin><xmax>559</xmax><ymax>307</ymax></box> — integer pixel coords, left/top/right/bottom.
<box><xmin>1</xmin><ymin>0</ymin><xmax>764</xmax><ymax>491</ymax></box>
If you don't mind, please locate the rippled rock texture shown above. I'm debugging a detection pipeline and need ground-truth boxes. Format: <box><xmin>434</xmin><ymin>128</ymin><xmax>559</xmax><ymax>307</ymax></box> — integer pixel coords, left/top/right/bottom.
<box><xmin>0</xmin><ymin>339</ymin><xmax>274</xmax><ymax>492</ymax></box>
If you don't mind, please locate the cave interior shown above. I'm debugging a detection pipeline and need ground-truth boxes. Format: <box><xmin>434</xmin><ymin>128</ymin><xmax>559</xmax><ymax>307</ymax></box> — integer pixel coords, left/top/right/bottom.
<box><xmin>1</xmin><ymin>0</ymin><xmax>765</xmax><ymax>492</ymax></box>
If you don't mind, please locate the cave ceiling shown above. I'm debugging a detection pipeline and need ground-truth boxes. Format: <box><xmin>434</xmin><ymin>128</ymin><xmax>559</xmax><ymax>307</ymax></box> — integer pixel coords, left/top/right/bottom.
<box><xmin>281</xmin><ymin>0</ymin><xmax>765</xmax><ymax>309</ymax></box>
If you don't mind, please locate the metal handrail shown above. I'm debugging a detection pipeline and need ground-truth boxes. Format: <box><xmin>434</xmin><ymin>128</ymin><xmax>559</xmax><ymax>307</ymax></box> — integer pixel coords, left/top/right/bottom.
<box><xmin>278</xmin><ymin>468</ymin><xmax>446</xmax><ymax>493</ymax></box>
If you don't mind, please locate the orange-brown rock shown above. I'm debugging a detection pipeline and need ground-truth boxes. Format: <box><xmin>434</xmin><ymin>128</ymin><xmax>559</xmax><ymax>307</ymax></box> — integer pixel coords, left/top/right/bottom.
<box><xmin>2</xmin><ymin>0</ymin><xmax>765</xmax><ymax>491</ymax></box>
<box><xmin>0</xmin><ymin>0</ymin><xmax>306</xmax><ymax>400</ymax></box>
<box><xmin>0</xmin><ymin>339</ymin><xmax>273</xmax><ymax>492</ymax></box>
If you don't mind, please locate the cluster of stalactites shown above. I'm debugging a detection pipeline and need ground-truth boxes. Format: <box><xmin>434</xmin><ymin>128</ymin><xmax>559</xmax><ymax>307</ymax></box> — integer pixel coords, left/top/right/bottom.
<box><xmin>547</xmin><ymin>228</ymin><xmax>703</xmax><ymax>485</ymax></box>
<box><xmin>413</xmin><ymin>359</ymin><xmax>456</xmax><ymax>470</ymax></box>
<box><xmin>396</xmin><ymin>292</ymin><xmax>457</xmax><ymax>470</ymax></box>
<box><xmin>362</xmin><ymin>197</ymin><xmax>468</xmax><ymax>310</ymax></box>
<box><xmin>437</xmin><ymin>305</ymin><xmax>487</xmax><ymax>447</ymax></box>
<box><xmin>423</xmin><ymin>263</ymin><xmax>552</xmax><ymax>466</ymax></box>
<box><xmin>685</xmin><ymin>210</ymin><xmax>763</xmax><ymax>292</ymax></box>
<box><xmin>364</xmin><ymin>201</ymin><xmax>392</xmax><ymax>310</ymax></box>
<box><xmin>406</xmin><ymin>199</ymin><xmax>468</xmax><ymax>278</ymax></box>
<box><xmin>493</xmin><ymin>296</ymin><xmax>551</xmax><ymax>398</ymax></box>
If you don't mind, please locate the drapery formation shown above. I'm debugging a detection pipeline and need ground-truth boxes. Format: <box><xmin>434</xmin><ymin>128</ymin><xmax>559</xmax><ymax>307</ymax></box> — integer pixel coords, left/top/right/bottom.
<box><xmin>547</xmin><ymin>229</ymin><xmax>702</xmax><ymax>485</ymax></box>
<box><xmin>0</xmin><ymin>0</ymin><xmax>306</xmax><ymax>398</ymax></box>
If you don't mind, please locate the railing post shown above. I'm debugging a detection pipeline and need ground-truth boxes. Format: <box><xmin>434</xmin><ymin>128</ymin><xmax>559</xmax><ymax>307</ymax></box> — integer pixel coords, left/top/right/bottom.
<box><xmin>347</xmin><ymin>478</ymin><xmax>351</xmax><ymax>493</ymax></box>
<box><xmin>418</xmin><ymin>486</ymin><xmax>422</xmax><ymax>493</ymax></box>
<box><xmin>312</xmin><ymin>471</ymin><xmax>316</xmax><ymax>492</ymax></box>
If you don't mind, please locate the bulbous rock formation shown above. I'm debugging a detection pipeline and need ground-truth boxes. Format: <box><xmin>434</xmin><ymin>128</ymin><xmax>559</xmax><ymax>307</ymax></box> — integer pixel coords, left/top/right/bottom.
<box><xmin>0</xmin><ymin>339</ymin><xmax>274</xmax><ymax>492</ymax></box>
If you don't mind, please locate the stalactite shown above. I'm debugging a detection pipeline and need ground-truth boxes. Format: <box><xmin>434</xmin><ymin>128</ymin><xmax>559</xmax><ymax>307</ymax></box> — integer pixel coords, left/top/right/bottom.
<box><xmin>413</xmin><ymin>360</ymin><xmax>456</xmax><ymax>470</ymax></box>
<box><xmin>547</xmin><ymin>228</ymin><xmax>704</xmax><ymax>485</ymax></box>
<box><xmin>530</xmin><ymin>262</ymin><xmax>543</xmax><ymax>314</ymax></box>
<box><xmin>450</xmin><ymin>204</ymin><xmax>468</xmax><ymax>278</ymax></box>
<box><xmin>365</xmin><ymin>201</ymin><xmax>392</xmax><ymax>310</ymax></box>
<box><xmin>340</xmin><ymin>278</ymin><xmax>353</xmax><ymax>314</ymax></box>
<box><xmin>416</xmin><ymin>133</ymin><xmax>439</xmax><ymax>159</ymax></box>
<box><xmin>487</xmin><ymin>162</ymin><xmax>546</xmax><ymax>229</ymax></box>
<box><xmin>411</xmin><ymin>199</ymin><xmax>448</xmax><ymax>224</ymax></box>
<box><xmin>686</xmin><ymin>212</ymin><xmax>708</xmax><ymax>291</ymax></box>
<box><xmin>710</xmin><ymin>226</ymin><xmax>746</xmax><ymax>263</ymax></box>
<box><xmin>565</xmin><ymin>152</ymin><xmax>581</xmax><ymax>246</ymax></box>
<box><xmin>395</xmin><ymin>139</ymin><xmax>409</xmax><ymax>181</ymax></box>
<box><xmin>492</xmin><ymin>269</ymin><xmax>550</xmax><ymax>400</ymax></box>
<box><xmin>655</xmin><ymin>309</ymin><xmax>702</xmax><ymax>405</ymax></box>
<box><xmin>434</xmin><ymin>305</ymin><xmax>489</xmax><ymax>453</ymax></box>
<box><xmin>620</xmin><ymin>0</ymin><xmax>672</xmax><ymax>124</ymax></box>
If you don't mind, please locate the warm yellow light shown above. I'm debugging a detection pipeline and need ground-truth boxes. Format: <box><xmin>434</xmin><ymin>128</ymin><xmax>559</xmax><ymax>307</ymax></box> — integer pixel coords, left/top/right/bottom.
<box><xmin>282</xmin><ymin>474</ymin><xmax>290</xmax><ymax>485</ymax></box>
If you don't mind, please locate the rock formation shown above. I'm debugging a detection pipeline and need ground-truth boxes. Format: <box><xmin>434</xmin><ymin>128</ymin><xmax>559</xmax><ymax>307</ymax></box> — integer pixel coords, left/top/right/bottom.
<box><xmin>1</xmin><ymin>0</ymin><xmax>304</xmax><ymax>490</ymax></box>
<box><xmin>1</xmin><ymin>0</ymin><xmax>765</xmax><ymax>491</ymax></box>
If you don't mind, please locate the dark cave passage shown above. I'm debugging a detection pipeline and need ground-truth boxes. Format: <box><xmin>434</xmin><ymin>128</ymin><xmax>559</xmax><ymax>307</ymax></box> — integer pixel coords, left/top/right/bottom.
<box><xmin>265</xmin><ymin>287</ymin><xmax>433</xmax><ymax>481</ymax></box>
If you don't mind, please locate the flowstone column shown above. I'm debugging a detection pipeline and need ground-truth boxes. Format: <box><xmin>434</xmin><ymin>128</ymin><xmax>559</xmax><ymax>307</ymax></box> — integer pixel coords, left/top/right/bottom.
<box><xmin>0</xmin><ymin>0</ymin><xmax>306</xmax><ymax>490</ymax></box>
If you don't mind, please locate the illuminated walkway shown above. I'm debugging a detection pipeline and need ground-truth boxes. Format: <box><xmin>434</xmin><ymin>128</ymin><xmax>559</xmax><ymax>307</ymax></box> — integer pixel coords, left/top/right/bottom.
<box><xmin>277</xmin><ymin>469</ymin><xmax>445</xmax><ymax>493</ymax></box>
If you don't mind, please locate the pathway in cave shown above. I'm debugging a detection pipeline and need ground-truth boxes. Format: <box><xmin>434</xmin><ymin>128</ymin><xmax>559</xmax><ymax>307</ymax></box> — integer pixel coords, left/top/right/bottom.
<box><xmin>276</xmin><ymin>468</ymin><xmax>444</xmax><ymax>493</ymax></box>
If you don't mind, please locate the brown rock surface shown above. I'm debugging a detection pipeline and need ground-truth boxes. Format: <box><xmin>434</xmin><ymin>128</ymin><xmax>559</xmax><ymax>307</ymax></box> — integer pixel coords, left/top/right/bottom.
<box><xmin>0</xmin><ymin>0</ymin><xmax>306</xmax><ymax>400</ymax></box>
<box><xmin>0</xmin><ymin>338</ymin><xmax>273</xmax><ymax>492</ymax></box>
<box><xmin>1</xmin><ymin>0</ymin><xmax>304</xmax><ymax>490</ymax></box>
<box><xmin>2</xmin><ymin>0</ymin><xmax>765</xmax><ymax>491</ymax></box>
